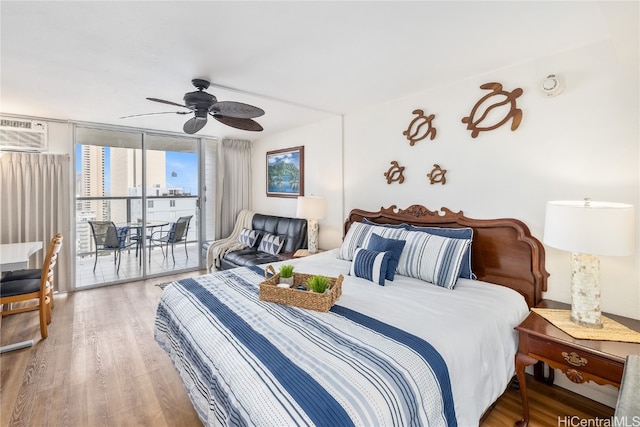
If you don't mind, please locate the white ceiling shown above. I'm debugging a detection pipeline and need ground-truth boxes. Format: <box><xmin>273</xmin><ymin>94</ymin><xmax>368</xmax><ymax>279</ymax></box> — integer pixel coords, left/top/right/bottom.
<box><xmin>1</xmin><ymin>1</ymin><xmax>636</xmax><ymax>140</ymax></box>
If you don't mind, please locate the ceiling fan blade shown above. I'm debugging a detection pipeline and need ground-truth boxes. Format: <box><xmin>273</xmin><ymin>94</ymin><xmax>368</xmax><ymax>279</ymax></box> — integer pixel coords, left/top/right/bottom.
<box><xmin>147</xmin><ymin>97</ymin><xmax>190</xmax><ymax>109</ymax></box>
<box><xmin>183</xmin><ymin>117</ymin><xmax>208</xmax><ymax>134</ymax></box>
<box><xmin>212</xmin><ymin>114</ymin><xmax>263</xmax><ymax>132</ymax></box>
<box><xmin>210</xmin><ymin>101</ymin><xmax>265</xmax><ymax>119</ymax></box>
<box><xmin>120</xmin><ymin>111</ymin><xmax>190</xmax><ymax>119</ymax></box>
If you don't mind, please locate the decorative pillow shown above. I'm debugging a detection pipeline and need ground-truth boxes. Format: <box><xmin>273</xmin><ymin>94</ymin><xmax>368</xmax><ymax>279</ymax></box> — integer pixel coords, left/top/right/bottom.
<box><xmin>396</xmin><ymin>230</ymin><xmax>471</xmax><ymax>289</ymax></box>
<box><xmin>350</xmin><ymin>248</ymin><xmax>391</xmax><ymax>286</ymax></box>
<box><xmin>366</xmin><ymin>233</ymin><xmax>406</xmax><ymax>281</ymax></box>
<box><xmin>258</xmin><ymin>233</ymin><xmax>285</xmax><ymax>255</ymax></box>
<box><xmin>338</xmin><ymin>222</ymin><xmax>405</xmax><ymax>261</ymax></box>
<box><xmin>237</xmin><ymin>228</ymin><xmax>259</xmax><ymax>247</ymax></box>
<box><xmin>406</xmin><ymin>226</ymin><xmax>475</xmax><ymax>280</ymax></box>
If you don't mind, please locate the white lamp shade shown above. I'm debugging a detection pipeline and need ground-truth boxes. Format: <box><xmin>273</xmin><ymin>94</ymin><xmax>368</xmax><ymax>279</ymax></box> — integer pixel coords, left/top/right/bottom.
<box><xmin>296</xmin><ymin>196</ymin><xmax>327</xmax><ymax>220</ymax></box>
<box><xmin>544</xmin><ymin>200</ymin><xmax>635</xmax><ymax>256</ymax></box>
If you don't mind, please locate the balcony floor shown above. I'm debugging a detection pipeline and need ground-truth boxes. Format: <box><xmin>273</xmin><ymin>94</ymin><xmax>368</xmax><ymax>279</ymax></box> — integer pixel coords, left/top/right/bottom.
<box><xmin>76</xmin><ymin>242</ymin><xmax>202</xmax><ymax>288</ymax></box>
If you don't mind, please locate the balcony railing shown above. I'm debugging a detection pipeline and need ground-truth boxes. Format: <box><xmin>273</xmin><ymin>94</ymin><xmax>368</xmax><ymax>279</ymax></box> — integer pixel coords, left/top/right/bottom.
<box><xmin>76</xmin><ymin>195</ymin><xmax>198</xmax><ymax>258</ymax></box>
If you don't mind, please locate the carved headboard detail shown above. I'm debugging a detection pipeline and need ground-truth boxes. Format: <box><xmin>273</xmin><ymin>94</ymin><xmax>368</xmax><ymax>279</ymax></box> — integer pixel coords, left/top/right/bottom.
<box><xmin>344</xmin><ymin>205</ymin><xmax>549</xmax><ymax>308</ymax></box>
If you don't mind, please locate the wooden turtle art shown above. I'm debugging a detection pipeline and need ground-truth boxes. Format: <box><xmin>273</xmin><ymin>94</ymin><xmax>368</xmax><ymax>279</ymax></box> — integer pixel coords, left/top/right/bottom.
<box><xmin>403</xmin><ymin>109</ymin><xmax>437</xmax><ymax>146</ymax></box>
<box><xmin>461</xmin><ymin>82</ymin><xmax>523</xmax><ymax>138</ymax></box>
<box><xmin>426</xmin><ymin>164</ymin><xmax>447</xmax><ymax>185</ymax></box>
<box><xmin>384</xmin><ymin>161</ymin><xmax>406</xmax><ymax>184</ymax></box>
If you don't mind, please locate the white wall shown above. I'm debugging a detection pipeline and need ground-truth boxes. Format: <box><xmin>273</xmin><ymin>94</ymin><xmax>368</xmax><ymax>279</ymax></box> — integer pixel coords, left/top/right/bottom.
<box><xmin>45</xmin><ymin>121</ymin><xmax>72</xmax><ymax>154</ymax></box>
<box><xmin>254</xmin><ymin>40</ymin><xmax>639</xmax><ymax>319</ymax></box>
<box><xmin>251</xmin><ymin>115</ymin><xmax>344</xmax><ymax>251</ymax></box>
<box><xmin>344</xmin><ymin>40</ymin><xmax>639</xmax><ymax>320</ymax></box>
<box><xmin>252</xmin><ymin>40</ymin><xmax>639</xmax><ymax>406</ymax></box>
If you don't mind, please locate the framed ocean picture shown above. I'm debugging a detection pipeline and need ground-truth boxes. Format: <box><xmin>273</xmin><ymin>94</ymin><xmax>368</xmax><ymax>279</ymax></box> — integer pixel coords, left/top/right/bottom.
<box><xmin>266</xmin><ymin>146</ymin><xmax>304</xmax><ymax>198</ymax></box>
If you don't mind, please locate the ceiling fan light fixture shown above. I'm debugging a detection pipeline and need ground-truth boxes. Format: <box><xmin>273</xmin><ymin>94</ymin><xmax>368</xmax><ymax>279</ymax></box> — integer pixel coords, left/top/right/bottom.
<box><xmin>194</xmin><ymin>109</ymin><xmax>208</xmax><ymax>119</ymax></box>
<box><xmin>129</xmin><ymin>78</ymin><xmax>264</xmax><ymax>134</ymax></box>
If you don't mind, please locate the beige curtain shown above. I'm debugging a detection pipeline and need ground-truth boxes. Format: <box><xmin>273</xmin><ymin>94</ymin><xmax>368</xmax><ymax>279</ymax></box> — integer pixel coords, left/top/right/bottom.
<box><xmin>216</xmin><ymin>139</ymin><xmax>252</xmax><ymax>239</ymax></box>
<box><xmin>0</xmin><ymin>152</ymin><xmax>71</xmax><ymax>292</ymax></box>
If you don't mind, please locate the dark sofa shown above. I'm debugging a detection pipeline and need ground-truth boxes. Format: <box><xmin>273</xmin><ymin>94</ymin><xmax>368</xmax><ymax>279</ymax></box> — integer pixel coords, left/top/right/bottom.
<box><xmin>219</xmin><ymin>213</ymin><xmax>308</xmax><ymax>270</ymax></box>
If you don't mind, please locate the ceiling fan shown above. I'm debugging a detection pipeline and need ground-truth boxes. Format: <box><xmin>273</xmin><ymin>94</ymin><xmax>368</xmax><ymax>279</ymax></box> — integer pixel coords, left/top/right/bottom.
<box><xmin>122</xmin><ymin>79</ymin><xmax>265</xmax><ymax>134</ymax></box>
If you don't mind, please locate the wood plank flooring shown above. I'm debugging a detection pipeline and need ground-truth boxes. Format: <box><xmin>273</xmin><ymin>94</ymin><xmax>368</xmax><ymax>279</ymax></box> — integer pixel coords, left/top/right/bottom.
<box><xmin>1</xmin><ymin>273</ymin><xmax>615</xmax><ymax>427</ymax></box>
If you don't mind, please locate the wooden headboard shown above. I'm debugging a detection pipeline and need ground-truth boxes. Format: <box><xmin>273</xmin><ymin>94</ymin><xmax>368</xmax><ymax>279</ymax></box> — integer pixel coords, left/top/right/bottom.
<box><xmin>345</xmin><ymin>205</ymin><xmax>549</xmax><ymax>308</ymax></box>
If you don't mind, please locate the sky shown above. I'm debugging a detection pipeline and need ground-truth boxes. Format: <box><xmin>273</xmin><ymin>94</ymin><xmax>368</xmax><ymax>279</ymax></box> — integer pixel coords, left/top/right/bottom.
<box><xmin>165</xmin><ymin>151</ymin><xmax>198</xmax><ymax>194</ymax></box>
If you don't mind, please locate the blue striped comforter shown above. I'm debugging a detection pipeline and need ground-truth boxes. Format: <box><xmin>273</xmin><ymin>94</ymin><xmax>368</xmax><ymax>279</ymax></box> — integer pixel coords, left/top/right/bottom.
<box><xmin>155</xmin><ymin>267</ymin><xmax>457</xmax><ymax>427</ymax></box>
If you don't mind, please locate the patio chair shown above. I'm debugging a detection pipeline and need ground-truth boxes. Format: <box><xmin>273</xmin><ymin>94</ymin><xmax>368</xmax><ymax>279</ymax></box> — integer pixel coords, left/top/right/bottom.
<box><xmin>0</xmin><ymin>233</ymin><xmax>63</xmax><ymax>339</ymax></box>
<box><xmin>88</xmin><ymin>221</ymin><xmax>135</xmax><ymax>273</ymax></box>
<box><xmin>148</xmin><ymin>215</ymin><xmax>193</xmax><ymax>264</ymax></box>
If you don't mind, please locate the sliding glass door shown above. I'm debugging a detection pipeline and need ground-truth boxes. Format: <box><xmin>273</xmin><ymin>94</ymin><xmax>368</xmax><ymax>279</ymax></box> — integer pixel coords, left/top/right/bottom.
<box><xmin>144</xmin><ymin>134</ymin><xmax>200</xmax><ymax>274</ymax></box>
<box><xmin>74</xmin><ymin>126</ymin><xmax>203</xmax><ymax>288</ymax></box>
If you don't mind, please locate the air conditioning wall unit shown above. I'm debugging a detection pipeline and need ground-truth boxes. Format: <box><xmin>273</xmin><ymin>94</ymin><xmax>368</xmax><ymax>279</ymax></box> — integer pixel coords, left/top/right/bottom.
<box><xmin>0</xmin><ymin>118</ymin><xmax>48</xmax><ymax>152</ymax></box>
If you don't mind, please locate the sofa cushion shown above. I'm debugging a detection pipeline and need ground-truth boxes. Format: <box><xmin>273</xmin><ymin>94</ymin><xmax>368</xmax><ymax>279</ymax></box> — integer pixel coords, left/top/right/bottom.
<box><xmin>222</xmin><ymin>248</ymin><xmax>281</xmax><ymax>268</ymax></box>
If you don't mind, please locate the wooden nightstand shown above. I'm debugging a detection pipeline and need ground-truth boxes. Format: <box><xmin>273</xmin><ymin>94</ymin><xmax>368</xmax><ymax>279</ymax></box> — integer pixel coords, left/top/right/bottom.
<box><xmin>515</xmin><ymin>300</ymin><xmax>640</xmax><ymax>427</ymax></box>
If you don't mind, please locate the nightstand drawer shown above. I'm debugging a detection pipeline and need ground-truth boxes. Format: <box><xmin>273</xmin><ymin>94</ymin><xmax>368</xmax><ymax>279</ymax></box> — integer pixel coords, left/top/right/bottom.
<box><xmin>528</xmin><ymin>336</ymin><xmax>624</xmax><ymax>385</ymax></box>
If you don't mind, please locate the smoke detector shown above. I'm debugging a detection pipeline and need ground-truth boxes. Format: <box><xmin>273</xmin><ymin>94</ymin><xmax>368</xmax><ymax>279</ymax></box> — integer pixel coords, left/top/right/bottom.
<box><xmin>540</xmin><ymin>74</ymin><xmax>565</xmax><ymax>97</ymax></box>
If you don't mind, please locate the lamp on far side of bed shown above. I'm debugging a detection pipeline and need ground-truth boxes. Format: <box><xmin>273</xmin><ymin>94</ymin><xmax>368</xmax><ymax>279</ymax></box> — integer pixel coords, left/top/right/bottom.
<box><xmin>543</xmin><ymin>199</ymin><xmax>635</xmax><ymax>328</ymax></box>
<box><xmin>296</xmin><ymin>196</ymin><xmax>327</xmax><ymax>253</ymax></box>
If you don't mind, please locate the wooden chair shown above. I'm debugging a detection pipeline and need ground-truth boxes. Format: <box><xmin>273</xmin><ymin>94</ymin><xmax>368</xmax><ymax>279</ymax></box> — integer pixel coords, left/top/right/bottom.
<box><xmin>0</xmin><ymin>233</ymin><xmax>63</xmax><ymax>339</ymax></box>
<box><xmin>149</xmin><ymin>215</ymin><xmax>193</xmax><ymax>264</ymax></box>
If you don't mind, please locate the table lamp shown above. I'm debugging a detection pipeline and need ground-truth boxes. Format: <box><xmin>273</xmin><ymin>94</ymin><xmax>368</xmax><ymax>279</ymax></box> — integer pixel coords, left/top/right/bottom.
<box><xmin>296</xmin><ymin>196</ymin><xmax>327</xmax><ymax>253</ymax></box>
<box><xmin>543</xmin><ymin>199</ymin><xmax>634</xmax><ymax>328</ymax></box>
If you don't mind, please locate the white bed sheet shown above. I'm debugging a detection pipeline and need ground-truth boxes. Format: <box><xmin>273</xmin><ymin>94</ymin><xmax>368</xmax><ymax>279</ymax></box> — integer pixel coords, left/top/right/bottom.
<box><xmin>267</xmin><ymin>249</ymin><xmax>529</xmax><ymax>426</ymax></box>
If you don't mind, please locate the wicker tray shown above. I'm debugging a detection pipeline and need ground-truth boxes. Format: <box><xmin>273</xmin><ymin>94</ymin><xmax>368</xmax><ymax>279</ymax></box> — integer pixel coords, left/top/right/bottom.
<box><xmin>259</xmin><ymin>265</ymin><xmax>343</xmax><ymax>312</ymax></box>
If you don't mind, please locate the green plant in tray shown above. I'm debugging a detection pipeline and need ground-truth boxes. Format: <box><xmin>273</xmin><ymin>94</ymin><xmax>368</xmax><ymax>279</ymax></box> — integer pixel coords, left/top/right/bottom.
<box><xmin>279</xmin><ymin>264</ymin><xmax>294</xmax><ymax>279</ymax></box>
<box><xmin>307</xmin><ymin>275</ymin><xmax>330</xmax><ymax>293</ymax></box>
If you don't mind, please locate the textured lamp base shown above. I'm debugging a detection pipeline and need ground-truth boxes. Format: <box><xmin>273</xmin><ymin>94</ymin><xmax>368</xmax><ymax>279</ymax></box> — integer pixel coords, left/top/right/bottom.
<box><xmin>570</xmin><ymin>252</ymin><xmax>603</xmax><ymax>329</ymax></box>
<box><xmin>307</xmin><ymin>219</ymin><xmax>319</xmax><ymax>253</ymax></box>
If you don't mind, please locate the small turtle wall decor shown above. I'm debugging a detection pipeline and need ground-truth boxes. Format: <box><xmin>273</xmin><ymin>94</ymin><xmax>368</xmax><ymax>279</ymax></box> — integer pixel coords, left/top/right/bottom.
<box><xmin>461</xmin><ymin>82</ymin><xmax>523</xmax><ymax>138</ymax></box>
<box><xmin>403</xmin><ymin>109</ymin><xmax>437</xmax><ymax>146</ymax></box>
<box><xmin>427</xmin><ymin>164</ymin><xmax>447</xmax><ymax>185</ymax></box>
<box><xmin>384</xmin><ymin>161</ymin><xmax>406</xmax><ymax>184</ymax></box>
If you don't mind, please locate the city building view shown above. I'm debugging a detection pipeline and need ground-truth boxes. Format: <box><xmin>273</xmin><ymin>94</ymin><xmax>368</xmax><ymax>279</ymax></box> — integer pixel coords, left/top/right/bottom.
<box><xmin>75</xmin><ymin>142</ymin><xmax>200</xmax><ymax>285</ymax></box>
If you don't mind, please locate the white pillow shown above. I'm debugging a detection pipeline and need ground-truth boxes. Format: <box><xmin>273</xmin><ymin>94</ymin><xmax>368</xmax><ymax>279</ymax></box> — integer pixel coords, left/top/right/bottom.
<box><xmin>396</xmin><ymin>230</ymin><xmax>471</xmax><ymax>289</ymax></box>
<box><xmin>237</xmin><ymin>228</ymin><xmax>259</xmax><ymax>247</ymax></box>
<box><xmin>338</xmin><ymin>222</ymin><xmax>405</xmax><ymax>261</ymax></box>
<box><xmin>258</xmin><ymin>233</ymin><xmax>285</xmax><ymax>255</ymax></box>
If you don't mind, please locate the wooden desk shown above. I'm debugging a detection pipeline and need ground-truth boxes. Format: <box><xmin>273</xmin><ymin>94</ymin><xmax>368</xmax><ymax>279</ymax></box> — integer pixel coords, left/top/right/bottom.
<box><xmin>515</xmin><ymin>300</ymin><xmax>640</xmax><ymax>427</ymax></box>
<box><xmin>0</xmin><ymin>241</ymin><xmax>43</xmax><ymax>272</ymax></box>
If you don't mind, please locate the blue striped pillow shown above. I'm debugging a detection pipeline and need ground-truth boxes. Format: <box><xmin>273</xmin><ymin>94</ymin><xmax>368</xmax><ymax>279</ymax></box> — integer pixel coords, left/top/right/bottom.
<box><xmin>350</xmin><ymin>248</ymin><xmax>391</xmax><ymax>286</ymax></box>
<box><xmin>238</xmin><ymin>228</ymin><xmax>259</xmax><ymax>247</ymax></box>
<box><xmin>396</xmin><ymin>230</ymin><xmax>471</xmax><ymax>289</ymax></box>
<box><xmin>258</xmin><ymin>233</ymin><xmax>285</xmax><ymax>255</ymax></box>
<box><xmin>366</xmin><ymin>233</ymin><xmax>406</xmax><ymax>281</ymax></box>
<box><xmin>338</xmin><ymin>222</ymin><xmax>405</xmax><ymax>261</ymax></box>
<box><xmin>406</xmin><ymin>226</ymin><xmax>475</xmax><ymax>280</ymax></box>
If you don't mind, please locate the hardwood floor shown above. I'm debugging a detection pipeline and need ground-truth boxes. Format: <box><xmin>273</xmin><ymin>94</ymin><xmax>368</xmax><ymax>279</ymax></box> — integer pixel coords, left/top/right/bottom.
<box><xmin>1</xmin><ymin>273</ymin><xmax>615</xmax><ymax>427</ymax></box>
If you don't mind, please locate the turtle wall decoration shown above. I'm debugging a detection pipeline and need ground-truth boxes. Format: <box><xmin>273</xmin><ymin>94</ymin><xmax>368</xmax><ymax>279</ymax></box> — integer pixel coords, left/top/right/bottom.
<box><xmin>403</xmin><ymin>109</ymin><xmax>437</xmax><ymax>146</ymax></box>
<box><xmin>427</xmin><ymin>164</ymin><xmax>447</xmax><ymax>185</ymax></box>
<box><xmin>384</xmin><ymin>161</ymin><xmax>406</xmax><ymax>184</ymax></box>
<box><xmin>462</xmin><ymin>82</ymin><xmax>523</xmax><ymax>138</ymax></box>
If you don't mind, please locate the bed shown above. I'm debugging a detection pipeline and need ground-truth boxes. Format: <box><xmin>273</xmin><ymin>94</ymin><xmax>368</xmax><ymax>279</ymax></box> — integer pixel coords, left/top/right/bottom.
<box><xmin>155</xmin><ymin>204</ymin><xmax>549</xmax><ymax>426</ymax></box>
